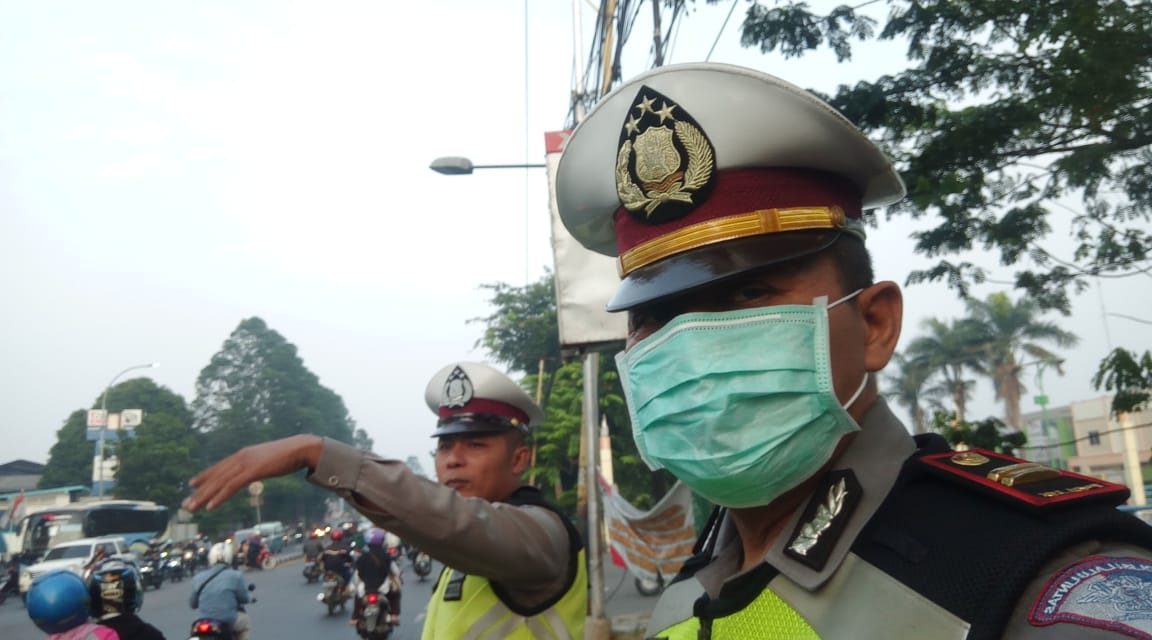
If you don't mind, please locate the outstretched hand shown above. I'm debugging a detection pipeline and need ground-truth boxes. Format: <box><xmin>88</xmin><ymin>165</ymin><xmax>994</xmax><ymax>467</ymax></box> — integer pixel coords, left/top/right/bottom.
<box><xmin>182</xmin><ymin>435</ymin><xmax>324</xmax><ymax>512</ymax></box>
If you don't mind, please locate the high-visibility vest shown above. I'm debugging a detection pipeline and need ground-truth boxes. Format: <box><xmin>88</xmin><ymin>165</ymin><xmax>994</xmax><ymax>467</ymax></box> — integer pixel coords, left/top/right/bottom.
<box><xmin>420</xmin><ymin>486</ymin><xmax>587</xmax><ymax>640</ymax></box>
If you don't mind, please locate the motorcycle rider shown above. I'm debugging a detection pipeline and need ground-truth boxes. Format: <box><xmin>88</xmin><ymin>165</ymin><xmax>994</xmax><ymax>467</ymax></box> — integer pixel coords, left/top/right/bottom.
<box><xmin>301</xmin><ymin>531</ymin><xmax>323</xmax><ymax>562</ymax></box>
<box><xmin>87</xmin><ymin>559</ymin><xmax>166</xmax><ymax>639</ymax></box>
<box><xmin>321</xmin><ymin>528</ymin><xmax>354</xmax><ymax>591</ymax></box>
<box><xmin>189</xmin><ymin>543</ymin><xmax>251</xmax><ymax>640</ymax></box>
<box><xmin>243</xmin><ymin>534</ymin><xmax>263</xmax><ymax>570</ymax></box>
<box><xmin>26</xmin><ymin>569</ymin><xmax>118</xmax><ymax>639</ymax></box>
<box><xmin>352</xmin><ymin>528</ymin><xmax>401</xmax><ymax>628</ymax></box>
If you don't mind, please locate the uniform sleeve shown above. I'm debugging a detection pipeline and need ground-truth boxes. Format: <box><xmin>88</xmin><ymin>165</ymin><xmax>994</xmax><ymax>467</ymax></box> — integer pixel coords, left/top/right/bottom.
<box><xmin>307</xmin><ymin>438</ymin><xmax>572</xmax><ymax>603</ymax></box>
<box><xmin>1003</xmin><ymin>540</ymin><xmax>1152</xmax><ymax>639</ymax></box>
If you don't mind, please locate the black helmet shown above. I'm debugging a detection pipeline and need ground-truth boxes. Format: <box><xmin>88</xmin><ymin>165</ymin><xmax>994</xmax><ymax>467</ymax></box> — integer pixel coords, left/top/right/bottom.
<box><xmin>87</xmin><ymin>559</ymin><xmax>143</xmax><ymax>616</ymax></box>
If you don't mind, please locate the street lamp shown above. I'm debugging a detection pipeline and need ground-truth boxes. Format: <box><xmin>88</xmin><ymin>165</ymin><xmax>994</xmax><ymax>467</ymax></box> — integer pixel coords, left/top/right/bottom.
<box><xmin>95</xmin><ymin>362</ymin><xmax>159</xmax><ymax>497</ymax></box>
<box><xmin>428</xmin><ymin>156</ymin><xmax>545</xmax><ymax>175</ymax></box>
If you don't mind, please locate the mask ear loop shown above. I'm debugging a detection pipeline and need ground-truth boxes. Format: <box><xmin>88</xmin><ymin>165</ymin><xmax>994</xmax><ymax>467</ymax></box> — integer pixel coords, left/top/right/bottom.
<box><xmin>827</xmin><ymin>288</ymin><xmax>864</xmax><ymax>310</ymax></box>
<box><xmin>842</xmin><ymin>372</ymin><xmax>869</xmax><ymax>410</ymax></box>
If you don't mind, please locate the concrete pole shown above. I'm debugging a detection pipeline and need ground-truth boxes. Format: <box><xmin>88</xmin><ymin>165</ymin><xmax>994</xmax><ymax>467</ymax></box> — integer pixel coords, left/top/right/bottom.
<box><xmin>1120</xmin><ymin>411</ymin><xmax>1147</xmax><ymax>506</ymax></box>
<box><xmin>583</xmin><ymin>352</ymin><xmax>610</xmax><ymax>640</ymax></box>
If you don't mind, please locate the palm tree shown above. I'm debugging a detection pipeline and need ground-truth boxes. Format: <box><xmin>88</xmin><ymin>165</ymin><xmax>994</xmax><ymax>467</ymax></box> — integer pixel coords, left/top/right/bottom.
<box><xmin>884</xmin><ymin>352</ymin><xmax>940</xmax><ymax>434</ymax></box>
<box><xmin>905</xmin><ymin>317</ymin><xmax>987</xmax><ymax>422</ymax></box>
<box><xmin>965</xmin><ymin>292</ymin><xmax>1078</xmax><ymax>431</ymax></box>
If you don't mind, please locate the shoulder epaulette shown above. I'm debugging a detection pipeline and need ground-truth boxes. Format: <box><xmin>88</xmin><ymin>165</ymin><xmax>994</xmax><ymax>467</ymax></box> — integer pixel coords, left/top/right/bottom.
<box><xmin>918</xmin><ymin>448</ymin><xmax>1130</xmax><ymax>512</ymax></box>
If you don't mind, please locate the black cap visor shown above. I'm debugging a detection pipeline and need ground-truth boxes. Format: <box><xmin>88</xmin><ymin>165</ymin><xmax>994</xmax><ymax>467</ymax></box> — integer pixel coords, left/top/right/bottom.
<box><xmin>605</xmin><ymin>229</ymin><xmax>843</xmax><ymax>312</ymax></box>
<box><xmin>431</xmin><ymin>415</ymin><xmax>527</xmax><ymax>438</ymax></box>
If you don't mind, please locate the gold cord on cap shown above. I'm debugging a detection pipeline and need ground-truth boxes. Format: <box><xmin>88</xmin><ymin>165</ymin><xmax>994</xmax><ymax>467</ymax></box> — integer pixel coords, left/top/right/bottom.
<box><xmin>617</xmin><ymin>205</ymin><xmax>846</xmax><ymax>276</ymax></box>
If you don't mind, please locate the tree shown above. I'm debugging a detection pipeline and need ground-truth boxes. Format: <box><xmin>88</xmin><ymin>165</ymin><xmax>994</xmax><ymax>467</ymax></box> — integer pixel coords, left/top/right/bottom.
<box><xmin>105</xmin><ymin>378</ymin><xmax>197</xmax><ymax>510</ymax></box>
<box><xmin>727</xmin><ymin>1</ymin><xmax>1151</xmax><ymax>311</ymax></box>
<box><xmin>964</xmin><ymin>292</ymin><xmax>1078</xmax><ymax>430</ymax></box>
<box><xmin>39</xmin><ymin>411</ymin><xmax>93</xmax><ymax>489</ymax></box>
<box><xmin>883</xmin><ymin>352</ymin><xmax>938</xmax><ymax>434</ymax></box>
<box><xmin>472</xmin><ymin>272</ymin><xmax>562</xmax><ymax>377</ymax></box>
<box><xmin>930</xmin><ymin>411</ymin><xmax>1027</xmax><ymax>455</ymax></box>
<box><xmin>905</xmin><ymin>317</ymin><xmax>985</xmax><ymax>421</ymax></box>
<box><xmin>191</xmin><ymin>317</ymin><xmax>357</xmax><ymax>528</ymax></box>
<box><xmin>1093</xmin><ymin>348</ymin><xmax>1152</xmax><ymax>415</ymax></box>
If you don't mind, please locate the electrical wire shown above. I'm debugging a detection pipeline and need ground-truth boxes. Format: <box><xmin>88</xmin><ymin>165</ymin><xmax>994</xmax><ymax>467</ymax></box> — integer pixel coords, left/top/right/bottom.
<box><xmin>706</xmin><ymin>0</ymin><xmax>740</xmax><ymax>61</ymax></box>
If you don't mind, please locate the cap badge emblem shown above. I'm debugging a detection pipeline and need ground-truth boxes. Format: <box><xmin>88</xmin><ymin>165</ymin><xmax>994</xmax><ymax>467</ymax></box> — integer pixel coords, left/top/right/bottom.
<box><xmin>442</xmin><ymin>366</ymin><xmax>474</xmax><ymax>409</ymax></box>
<box><xmin>616</xmin><ymin>86</ymin><xmax>715</xmax><ymax>224</ymax></box>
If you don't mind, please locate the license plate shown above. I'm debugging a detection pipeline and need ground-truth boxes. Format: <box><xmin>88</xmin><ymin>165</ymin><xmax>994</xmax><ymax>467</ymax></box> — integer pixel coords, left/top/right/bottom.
<box><xmin>323</xmin><ymin>581</ymin><xmax>336</xmax><ymax>589</ymax></box>
<box><xmin>364</xmin><ymin>606</ymin><xmax>378</xmax><ymax>631</ymax></box>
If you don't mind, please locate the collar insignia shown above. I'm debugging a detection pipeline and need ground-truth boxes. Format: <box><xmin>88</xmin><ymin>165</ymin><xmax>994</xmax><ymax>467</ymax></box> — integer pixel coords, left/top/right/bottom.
<box><xmin>784</xmin><ymin>469</ymin><xmax>863</xmax><ymax>571</ymax></box>
<box><xmin>616</xmin><ymin>86</ymin><xmax>716</xmax><ymax>224</ymax></box>
<box><xmin>442</xmin><ymin>366</ymin><xmax>474</xmax><ymax>409</ymax></box>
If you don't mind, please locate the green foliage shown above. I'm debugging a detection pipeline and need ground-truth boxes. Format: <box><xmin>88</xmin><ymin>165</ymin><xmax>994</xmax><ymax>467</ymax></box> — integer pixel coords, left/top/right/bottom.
<box><xmin>724</xmin><ymin>1</ymin><xmax>1151</xmax><ymax>311</ymax></box>
<box><xmin>472</xmin><ymin>271</ymin><xmax>562</xmax><ymax>376</ymax></box>
<box><xmin>891</xmin><ymin>291</ymin><xmax>1076</xmax><ymax>429</ymax></box>
<box><xmin>39</xmin><ymin>410</ymin><xmax>93</xmax><ymax>489</ymax></box>
<box><xmin>930</xmin><ymin>411</ymin><xmax>1027</xmax><ymax>454</ymax></box>
<box><xmin>108</xmin><ymin>378</ymin><xmax>197</xmax><ymax>510</ymax></box>
<box><xmin>1093</xmin><ymin>348</ymin><xmax>1152</xmax><ymax>415</ymax></box>
<box><xmin>191</xmin><ymin>317</ymin><xmax>356</xmax><ymax>526</ymax></box>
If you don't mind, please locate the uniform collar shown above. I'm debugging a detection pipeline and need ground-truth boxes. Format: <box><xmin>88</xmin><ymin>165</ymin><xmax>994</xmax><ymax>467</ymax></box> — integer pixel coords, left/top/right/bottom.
<box><xmin>696</xmin><ymin>398</ymin><xmax>916</xmax><ymax>595</ymax></box>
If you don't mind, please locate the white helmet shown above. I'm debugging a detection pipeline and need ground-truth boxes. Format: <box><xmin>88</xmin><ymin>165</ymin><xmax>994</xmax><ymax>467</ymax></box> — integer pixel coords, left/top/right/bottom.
<box><xmin>208</xmin><ymin>543</ymin><xmax>229</xmax><ymax>565</ymax></box>
<box><xmin>385</xmin><ymin>532</ymin><xmax>400</xmax><ymax>549</ymax></box>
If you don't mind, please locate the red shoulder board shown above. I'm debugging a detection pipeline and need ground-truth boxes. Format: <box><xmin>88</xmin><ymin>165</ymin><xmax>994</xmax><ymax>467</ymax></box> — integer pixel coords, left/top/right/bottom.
<box><xmin>919</xmin><ymin>448</ymin><xmax>1130</xmax><ymax>511</ymax></box>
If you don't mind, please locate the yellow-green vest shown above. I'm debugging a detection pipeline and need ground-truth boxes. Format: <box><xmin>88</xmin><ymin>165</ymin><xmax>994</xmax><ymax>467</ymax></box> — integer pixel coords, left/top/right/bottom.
<box><xmin>421</xmin><ymin>548</ymin><xmax>587</xmax><ymax>640</ymax></box>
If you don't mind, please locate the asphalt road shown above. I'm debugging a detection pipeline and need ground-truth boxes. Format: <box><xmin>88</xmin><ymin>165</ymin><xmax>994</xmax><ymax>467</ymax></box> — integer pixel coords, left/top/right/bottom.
<box><xmin>0</xmin><ymin>553</ymin><xmax>439</xmax><ymax>640</ymax></box>
<box><xmin>0</xmin><ymin>551</ymin><xmax>656</xmax><ymax>639</ymax></box>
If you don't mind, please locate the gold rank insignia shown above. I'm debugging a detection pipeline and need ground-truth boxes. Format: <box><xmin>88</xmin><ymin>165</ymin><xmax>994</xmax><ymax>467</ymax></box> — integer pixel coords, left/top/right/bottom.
<box><xmin>616</xmin><ymin>86</ymin><xmax>716</xmax><ymax>224</ymax></box>
<box><xmin>920</xmin><ymin>447</ymin><xmax>1130</xmax><ymax>511</ymax></box>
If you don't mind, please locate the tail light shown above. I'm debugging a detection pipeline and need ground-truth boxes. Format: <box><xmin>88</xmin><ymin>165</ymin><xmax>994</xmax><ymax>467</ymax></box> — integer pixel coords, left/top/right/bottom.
<box><xmin>195</xmin><ymin>622</ymin><xmax>214</xmax><ymax>633</ymax></box>
<box><xmin>366</xmin><ymin>593</ymin><xmax>379</xmax><ymax>604</ymax></box>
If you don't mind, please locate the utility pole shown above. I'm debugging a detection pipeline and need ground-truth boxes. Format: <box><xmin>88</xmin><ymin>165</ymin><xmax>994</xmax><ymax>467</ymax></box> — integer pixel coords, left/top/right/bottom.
<box><xmin>651</xmin><ymin>0</ymin><xmax>664</xmax><ymax>66</ymax></box>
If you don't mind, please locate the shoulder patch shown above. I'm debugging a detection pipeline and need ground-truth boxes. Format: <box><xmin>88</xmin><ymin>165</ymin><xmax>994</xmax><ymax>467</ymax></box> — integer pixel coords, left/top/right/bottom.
<box><xmin>1028</xmin><ymin>555</ymin><xmax>1152</xmax><ymax>639</ymax></box>
<box><xmin>919</xmin><ymin>448</ymin><xmax>1129</xmax><ymax>511</ymax></box>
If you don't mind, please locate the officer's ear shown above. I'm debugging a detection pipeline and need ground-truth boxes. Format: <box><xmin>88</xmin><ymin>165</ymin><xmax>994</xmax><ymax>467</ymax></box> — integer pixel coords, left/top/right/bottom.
<box><xmin>508</xmin><ymin>432</ymin><xmax>531</xmax><ymax>476</ymax></box>
<box><xmin>858</xmin><ymin>280</ymin><xmax>903</xmax><ymax>372</ymax></box>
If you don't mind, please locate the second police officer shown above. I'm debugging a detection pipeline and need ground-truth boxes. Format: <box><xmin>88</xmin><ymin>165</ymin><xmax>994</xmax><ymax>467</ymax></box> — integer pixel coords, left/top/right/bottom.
<box><xmin>183</xmin><ymin>361</ymin><xmax>587</xmax><ymax>639</ymax></box>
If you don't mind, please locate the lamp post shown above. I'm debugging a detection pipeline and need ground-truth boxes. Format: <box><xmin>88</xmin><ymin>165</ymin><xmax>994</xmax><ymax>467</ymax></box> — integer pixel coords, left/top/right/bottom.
<box><xmin>428</xmin><ymin>156</ymin><xmax>545</xmax><ymax>175</ymax></box>
<box><xmin>95</xmin><ymin>362</ymin><xmax>158</xmax><ymax>497</ymax></box>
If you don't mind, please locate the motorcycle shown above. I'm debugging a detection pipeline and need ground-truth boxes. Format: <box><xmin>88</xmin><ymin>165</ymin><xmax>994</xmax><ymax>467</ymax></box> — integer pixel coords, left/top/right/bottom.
<box><xmin>139</xmin><ymin>553</ymin><xmax>166</xmax><ymax>590</ymax></box>
<box><xmin>302</xmin><ymin>559</ymin><xmax>322</xmax><ymax>583</ymax></box>
<box><xmin>0</xmin><ymin>560</ymin><xmax>20</xmax><ymax>605</ymax></box>
<box><xmin>355</xmin><ymin>582</ymin><xmax>393</xmax><ymax>639</ymax></box>
<box><xmin>183</xmin><ymin>549</ymin><xmax>199</xmax><ymax>577</ymax></box>
<box><xmin>412</xmin><ymin>551</ymin><xmax>432</xmax><ymax>582</ymax></box>
<box><xmin>316</xmin><ymin>570</ymin><xmax>350</xmax><ymax>616</ymax></box>
<box><xmin>188</xmin><ymin>584</ymin><xmax>255</xmax><ymax>640</ymax></box>
<box><xmin>165</xmin><ymin>550</ymin><xmax>186</xmax><ymax>582</ymax></box>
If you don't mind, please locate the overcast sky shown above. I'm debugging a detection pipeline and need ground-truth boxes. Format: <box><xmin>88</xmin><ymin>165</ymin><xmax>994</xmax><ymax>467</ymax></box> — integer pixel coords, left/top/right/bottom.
<box><xmin>2</xmin><ymin>1</ymin><xmax>1149</xmax><ymax>482</ymax></box>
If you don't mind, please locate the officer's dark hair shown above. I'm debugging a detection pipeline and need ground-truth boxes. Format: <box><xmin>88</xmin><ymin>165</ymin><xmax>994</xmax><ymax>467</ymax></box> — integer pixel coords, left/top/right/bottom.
<box><xmin>826</xmin><ymin>234</ymin><xmax>874</xmax><ymax>294</ymax></box>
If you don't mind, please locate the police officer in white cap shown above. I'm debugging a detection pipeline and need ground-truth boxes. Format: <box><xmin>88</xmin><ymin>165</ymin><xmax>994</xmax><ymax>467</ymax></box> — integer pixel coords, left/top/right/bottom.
<box><xmin>556</xmin><ymin>62</ymin><xmax>1152</xmax><ymax>639</ymax></box>
<box><xmin>181</xmin><ymin>361</ymin><xmax>586</xmax><ymax>640</ymax></box>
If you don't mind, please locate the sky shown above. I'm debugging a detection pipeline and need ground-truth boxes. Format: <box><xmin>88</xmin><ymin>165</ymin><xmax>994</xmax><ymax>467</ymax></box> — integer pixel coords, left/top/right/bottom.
<box><xmin>2</xmin><ymin>1</ymin><xmax>1149</xmax><ymax>480</ymax></box>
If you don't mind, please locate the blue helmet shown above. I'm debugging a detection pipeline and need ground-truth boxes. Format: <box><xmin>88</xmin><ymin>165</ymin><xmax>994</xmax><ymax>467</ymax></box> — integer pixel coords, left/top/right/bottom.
<box><xmin>27</xmin><ymin>570</ymin><xmax>91</xmax><ymax>634</ymax></box>
<box><xmin>87</xmin><ymin>558</ymin><xmax>143</xmax><ymax>616</ymax></box>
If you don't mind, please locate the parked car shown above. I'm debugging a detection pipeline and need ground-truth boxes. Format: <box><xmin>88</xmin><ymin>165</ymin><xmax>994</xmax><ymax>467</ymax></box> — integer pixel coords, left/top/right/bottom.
<box><xmin>18</xmin><ymin>537</ymin><xmax>131</xmax><ymax>598</ymax></box>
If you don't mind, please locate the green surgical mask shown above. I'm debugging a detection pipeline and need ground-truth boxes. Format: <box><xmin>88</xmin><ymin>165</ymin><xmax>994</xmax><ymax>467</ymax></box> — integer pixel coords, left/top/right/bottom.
<box><xmin>616</xmin><ymin>291</ymin><xmax>867</xmax><ymax>509</ymax></box>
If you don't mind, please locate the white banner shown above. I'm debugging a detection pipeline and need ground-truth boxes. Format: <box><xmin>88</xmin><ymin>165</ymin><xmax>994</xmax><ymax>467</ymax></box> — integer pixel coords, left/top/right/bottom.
<box><xmin>602</xmin><ymin>479</ymin><xmax>696</xmax><ymax>583</ymax></box>
<box><xmin>87</xmin><ymin>409</ymin><xmax>108</xmax><ymax>428</ymax></box>
<box><xmin>120</xmin><ymin>409</ymin><xmax>143</xmax><ymax>428</ymax></box>
<box><xmin>545</xmin><ymin>130</ymin><xmax>628</xmax><ymax>349</ymax></box>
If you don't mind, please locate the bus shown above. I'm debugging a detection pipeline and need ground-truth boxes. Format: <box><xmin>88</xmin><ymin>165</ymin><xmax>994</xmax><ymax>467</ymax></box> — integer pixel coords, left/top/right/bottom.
<box><xmin>12</xmin><ymin>500</ymin><xmax>169</xmax><ymax>561</ymax></box>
